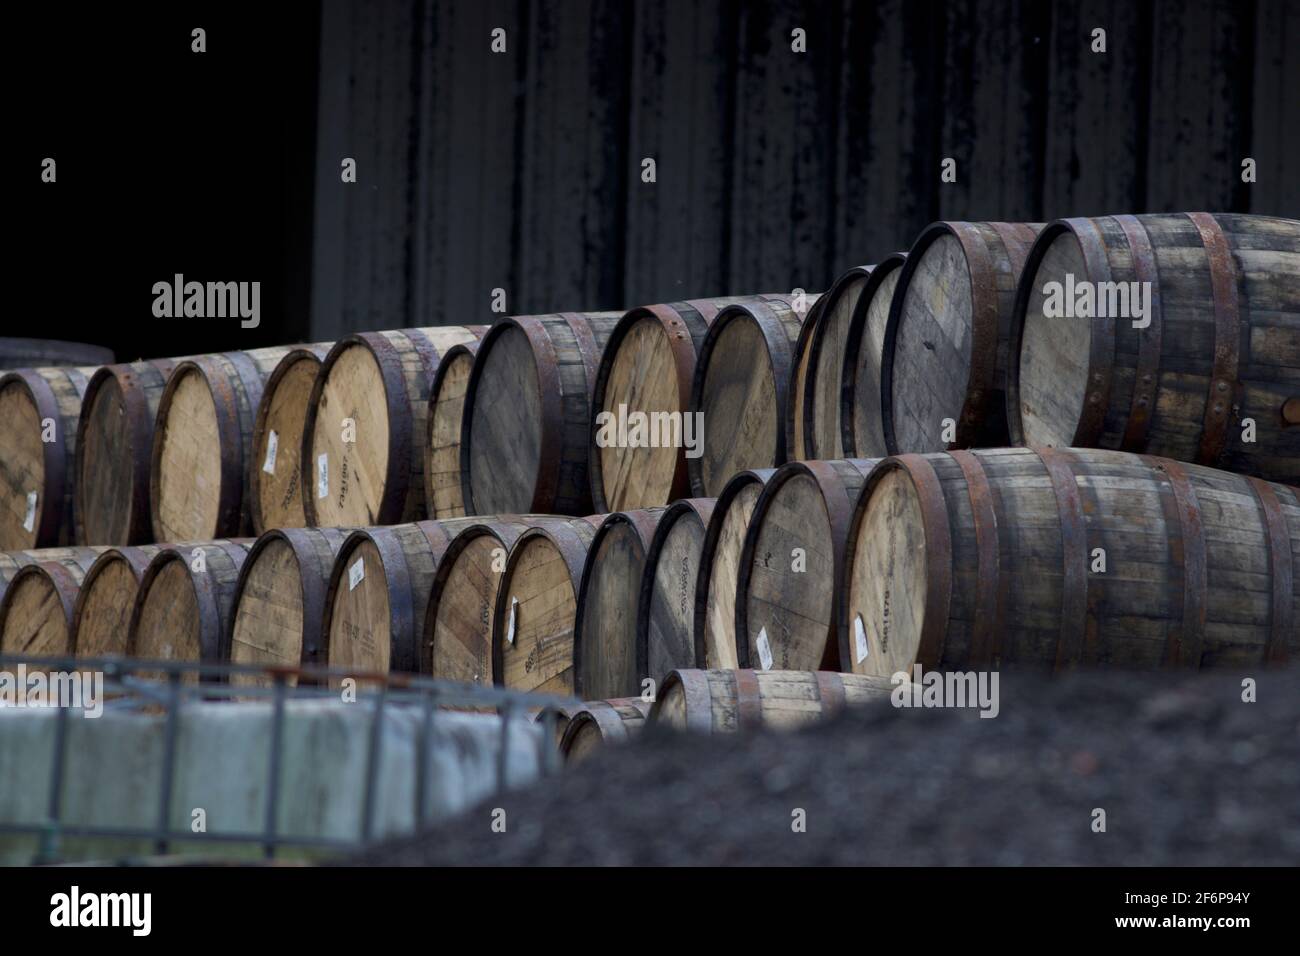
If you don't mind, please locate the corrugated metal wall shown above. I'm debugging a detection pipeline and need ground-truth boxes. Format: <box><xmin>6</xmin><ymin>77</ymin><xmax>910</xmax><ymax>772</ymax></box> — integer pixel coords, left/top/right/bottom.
<box><xmin>309</xmin><ymin>0</ymin><xmax>1299</xmax><ymax>340</ymax></box>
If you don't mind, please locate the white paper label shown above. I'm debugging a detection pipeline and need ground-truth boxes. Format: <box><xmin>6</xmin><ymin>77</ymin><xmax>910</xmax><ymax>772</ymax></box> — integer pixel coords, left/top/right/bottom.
<box><xmin>262</xmin><ymin>430</ymin><xmax>279</xmax><ymax>475</ymax></box>
<box><xmin>348</xmin><ymin>557</ymin><xmax>365</xmax><ymax>591</ymax></box>
<box><xmin>22</xmin><ymin>491</ymin><xmax>37</xmax><ymax>533</ymax></box>
<box><xmin>755</xmin><ymin>627</ymin><xmax>773</xmax><ymax>671</ymax></box>
<box><xmin>316</xmin><ymin>453</ymin><xmax>329</xmax><ymax>499</ymax></box>
<box><xmin>854</xmin><ymin>614</ymin><xmax>869</xmax><ymax>664</ymax></box>
<box><xmin>506</xmin><ymin>597</ymin><xmax>519</xmax><ymax>645</ymax></box>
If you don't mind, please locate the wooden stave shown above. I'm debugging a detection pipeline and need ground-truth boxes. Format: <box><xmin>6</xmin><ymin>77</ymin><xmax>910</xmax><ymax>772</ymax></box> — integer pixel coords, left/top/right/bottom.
<box><xmin>249</xmin><ymin>345</ymin><xmax>333</xmax><ymax>535</ymax></box>
<box><xmin>2</xmin><ymin>547</ymin><xmax>108</xmax><ymax>604</ymax></box>
<box><xmin>636</xmin><ymin>496</ymin><xmax>716</xmax><ymax>693</ymax></box>
<box><xmin>557</xmin><ymin>697</ymin><xmax>652</xmax><ymax>761</ymax></box>
<box><xmin>491</xmin><ymin>515</ymin><xmax>603</xmax><ymax>694</ymax></box>
<box><xmin>785</xmin><ymin>294</ymin><xmax>827</xmax><ymax>463</ymax></box>
<box><xmin>422</xmin><ymin>340</ymin><xmax>482</xmax><ymax>520</ymax></box>
<box><xmin>881</xmin><ymin>221</ymin><xmax>1044</xmax><ymax>455</ymax></box>
<box><xmin>573</xmin><ymin>507</ymin><xmax>667</xmax><ymax>699</ymax></box>
<box><xmin>803</xmin><ymin>265</ymin><xmax>877</xmax><ymax>461</ymax></box>
<box><xmin>840</xmin><ymin>253</ymin><xmax>908</xmax><ymax>458</ymax></box>
<box><xmin>420</xmin><ymin>515</ymin><xmax>534</xmax><ymax>681</ymax></box>
<box><xmin>74</xmin><ymin>359</ymin><xmax>180</xmax><ymax>545</ymax></box>
<box><xmin>1006</xmin><ymin>212</ymin><xmax>1300</xmax><ymax>485</ymax></box>
<box><xmin>461</xmin><ymin>314</ymin><xmax>620</xmax><ymax>517</ymax></box>
<box><xmin>840</xmin><ymin>447</ymin><xmax>1300</xmax><ymax>677</ymax></box>
<box><xmin>302</xmin><ymin>327</ymin><xmax>486</xmax><ymax>528</ymax></box>
<box><xmin>734</xmin><ymin>457</ymin><xmax>881</xmax><ymax>674</ymax></box>
<box><xmin>69</xmin><ymin>545</ymin><xmax>162</xmax><ymax>657</ymax></box>
<box><xmin>691</xmin><ymin>467</ymin><xmax>778</xmax><ymax>670</ymax></box>
<box><xmin>0</xmin><ymin>548</ymin><xmax>106</xmax><ymax>657</ymax></box>
<box><xmin>648</xmin><ymin>668</ymin><xmax>899</xmax><ymax>734</ymax></box>
<box><xmin>0</xmin><ymin>366</ymin><xmax>97</xmax><ymax>550</ymax></box>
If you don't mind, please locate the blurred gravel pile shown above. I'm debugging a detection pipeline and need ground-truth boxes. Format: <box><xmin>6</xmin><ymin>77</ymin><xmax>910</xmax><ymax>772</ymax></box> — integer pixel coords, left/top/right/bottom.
<box><xmin>349</xmin><ymin>668</ymin><xmax>1300</xmax><ymax>866</ymax></box>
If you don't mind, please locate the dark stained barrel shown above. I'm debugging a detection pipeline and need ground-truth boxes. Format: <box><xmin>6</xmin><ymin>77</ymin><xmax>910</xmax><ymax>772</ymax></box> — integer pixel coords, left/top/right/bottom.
<box><xmin>637</xmin><ymin>497</ymin><xmax>715</xmax><ymax>691</ymax></box>
<box><xmin>558</xmin><ymin>697</ymin><xmax>652</xmax><ymax>762</ymax></box>
<box><xmin>840</xmin><ymin>253</ymin><xmax>907</xmax><ymax>458</ymax></box>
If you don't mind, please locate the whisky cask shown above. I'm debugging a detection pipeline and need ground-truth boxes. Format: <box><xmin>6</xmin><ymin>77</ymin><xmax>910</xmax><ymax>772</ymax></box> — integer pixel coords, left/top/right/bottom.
<box><xmin>693</xmin><ymin>468</ymin><xmax>776</xmax><ymax>671</ymax></box>
<box><xmin>589</xmin><ymin>296</ymin><xmax>790</xmax><ymax>512</ymax></box>
<box><xmin>422</xmin><ymin>341</ymin><xmax>480</xmax><ymax>519</ymax></box>
<box><xmin>841</xmin><ymin>253</ymin><xmax>907</xmax><ymax>458</ymax></box>
<box><xmin>688</xmin><ymin>296</ymin><xmax>819</xmax><ymax>496</ymax></box>
<box><xmin>249</xmin><ymin>346</ymin><xmax>333</xmax><ymax>534</ymax></box>
<box><xmin>322</xmin><ymin>518</ymin><xmax>481</xmax><ymax>678</ymax></box>
<box><xmin>785</xmin><ymin>295</ymin><xmax>825</xmax><ymax>463</ymax></box>
<box><xmin>1009</xmin><ymin>213</ymin><xmax>1300</xmax><ymax>484</ymax></box>
<box><xmin>1</xmin><ymin>547</ymin><xmax>106</xmax><ymax>602</ymax></box>
<box><xmin>422</xmin><ymin>516</ymin><xmax>533</xmax><ymax>684</ymax></box>
<box><xmin>573</xmin><ymin>508</ymin><xmax>667</xmax><ymax>699</ymax></box>
<box><xmin>736</xmin><ymin>458</ymin><xmax>881</xmax><ymax>673</ymax></box>
<box><xmin>558</xmin><ymin>697</ymin><xmax>652</xmax><ymax>763</ymax></box>
<box><xmin>0</xmin><ymin>338</ymin><xmax>113</xmax><ymax>370</ymax></box>
<box><xmin>805</xmin><ymin>265</ymin><xmax>879</xmax><ymax>460</ymax></box>
<box><xmin>842</xmin><ymin>447</ymin><xmax>1299</xmax><ymax>677</ymax></box>
<box><xmin>493</xmin><ymin>516</ymin><xmax>603</xmax><ymax>695</ymax></box>
<box><xmin>228</xmin><ymin>527</ymin><xmax>352</xmax><ymax>687</ymax></box>
<box><xmin>0</xmin><ymin>548</ymin><xmax>108</xmax><ymax>657</ymax></box>
<box><xmin>128</xmin><ymin>539</ymin><xmax>253</xmax><ymax>681</ymax></box>
<box><xmin>75</xmin><ymin>359</ymin><xmax>181</xmax><ymax>546</ymax></box>
<box><xmin>650</xmin><ymin>669</ymin><xmax>899</xmax><ymax>734</ymax></box>
<box><xmin>150</xmin><ymin>347</ymin><xmax>299</xmax><ymax>542</ymax></box>
<box><xmin>304</xmin><ymin>327</ymin><xmax>485</xmax><ymax>528</ymax></box>
<box><xmin>70</xmin><ymin>545</ymin><xmax>165</xmax><ymax>658</ymax></box>
<box><xmin>0</xmin><ymin>366</ymin><xmax>98</xmax><ymax>550</ymax></box>
<box><xmin>462</xmin><ymin>313</ymin><xmax>621</xmax><ymax>516</ymax></box>
<box><xmin>638</xmin><ymin>497</ymin><xmax>715</xmax><ymax>689</ymax></box>
<box><xmin>882</xmin><ymin>222</ymin><xmax>1044</xmax><ymax>453</ymax></box>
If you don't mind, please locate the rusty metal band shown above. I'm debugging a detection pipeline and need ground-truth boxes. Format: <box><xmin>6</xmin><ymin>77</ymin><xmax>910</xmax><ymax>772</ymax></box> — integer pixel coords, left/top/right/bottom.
<box><xmin>1111</xmin><ymin>215</ymin><xmax>1165</xmax><ymax>452</ymax></box>
<box><xmin>733</xmin><ymin>668</ymin><xmax>764</xmax><ymax>731</ymax></box>
<box><xmin>815</xmin><ymin>671</ymin><xmax>847</xmax><ymax>717</ymax></box>
<box><xmin>948</xmin><ymin>223</ymin><xmax>1000</xmax><ymax>443</ymax></box>
<box><xmin>559</xmin><ymin>313</ymin><xmax>601</xmax><ymax>390</ymax></box>
<box><xmin>1032</xmin><ymin>447</ymin><xmax>1089</xmax><ymax>670</ymax></box>
<box><xmin>677</xmin><ymin>671</ymin><xmax>714</xmax><ymax>734</ymax></box>
<box><xmin>1065</xmin><ymin>218</ymin><xmax>1117</xmax><ymax>447</ymax></box>
<box><xmin>948</xmin><ymin>450</ymin><xmax>1001</xmax><ymax>666</ymax></box>
<box><xmin>1187</xmin><ymin>213</ymin><xmax>1242</xmax><ymax>466</ymax></box>
<box><xmin>1248</xmin><ymin>477</ymin><xmax>1295</xmax><ymax>665</ymax></box>
<box><xmin>893</xmin><ymin>454</ymin><xmax>954</xmax><ymax>670</ymax></box>
<box><xmin>1144</xmin><ymin>457</ymin><xmax>1208</xmax><ymax>668</ymax></box>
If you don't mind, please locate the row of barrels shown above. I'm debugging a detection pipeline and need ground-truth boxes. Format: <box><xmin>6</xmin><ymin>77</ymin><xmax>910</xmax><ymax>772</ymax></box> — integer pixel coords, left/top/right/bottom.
<box><xmin>3</xmin><ymin>447</ymin><xmax>1294</xmax><ymax>699</ymax></box>
<box><xmin>5</xmin><ymin>212</ymin><xmax>1293</xmax><ymax>554</ymax></box>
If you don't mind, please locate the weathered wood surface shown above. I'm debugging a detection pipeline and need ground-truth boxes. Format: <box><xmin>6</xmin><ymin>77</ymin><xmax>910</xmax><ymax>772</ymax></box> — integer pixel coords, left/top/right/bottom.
<box><xmin>1011</xmin><ymin>213</ymin><xmax>1300</xmax><ymax>485</ymax></box>
<box><xmin>843</xmin><ymin>447</ymin><xmax>1300</xmax><ymax>678</ymax></box>
<box><xmin>805</xmin><ymin>265</ymin><xmax>875</xmax><ymax>461</ymax></box>
<box><xmin>71</xmin><ymin>545</ymin><xmax>166</xmax><ymax>658</ymax></box>
<box><xmin>462</xmin><ymin>313</ymin><xmax>620</xmax><ymax>516</ymax></box>
<box><xmin>841</xmin><ymin>253</ymin><xmax>906</xmax><ymax>458</ymax></box>
<box><xmin>0</xmin><ymin>338</ymin><xmax>113</xmax><ymax>371</ymax></box>
<box><xmin>650</xmin><ymin>668</ymin><xmax>899</xmax><ymax>734</ymax></box>
<box><xmin>558</xmin><ymin>697</ymin><xmax>652</xmax><ymax>763</ymax></box>
<box><xmin>638</xmin><ymin>497</ymin><xmax>715</xmax><ymax>692</ymax></box>
<box><xmin>305</xmin><ymin>327</ymin><xmax>484</xmax><ymax>528</ymax></box>
<box><xmin>0</xmin><ymin>366</ymin><xmax>98</xmax><ymax>550</ymax></box>
<box><xmin>423</xmin><ymin>342</ymin><xmax>480</xmax><ymax>520</ymax></box>
<box><xmin>0</xmin><ymin>548</ymin><xmax>107</xmax><ymax>657</ymax></box>
<box><xmin>250</xmin><ymin>346</ymin><xmax>332</xmax><ymax>534</ymax></box>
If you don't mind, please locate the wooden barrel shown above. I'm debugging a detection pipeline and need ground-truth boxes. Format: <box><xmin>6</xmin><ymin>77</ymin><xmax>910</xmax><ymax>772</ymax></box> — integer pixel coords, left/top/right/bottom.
<box><xmin>650</xmin><ymin>669</ymin><xmax>899</xmax><ymax>733</ymax></box>
<box><xmin>1009</xmin><ymin>213</ymin><xmax>1300</xmax><ymax>485</ymax></box>
<box><xmin>306</xmin><ymin>327</ymin><xmax>484</xmax><ymax>529</ymax></box>
<box><xmin>70</xmin><ymin>545</ymin><xmax>165</xmax><ymax>658</ymax></box>
<box><xmin>0</xmin><ymin>338</ymin><xmax>113</xmax><ymax>370</ymax></box>
<box><xmin>692</xmin><ymin>468</ymin><xmax>777</xmax><ymax>671</ymax></box>
<box><xmin>882</xmin><ymin>221</ymin><xmax>1044</xmax><ymax>454</ymax></box>
<box><xmin>322</xmin><ymin>518</ymin><xmax>482</xmax><ymax>677</ymax></box>
<box><xmin>493</xmin><ymin>516</ymin><xmax>603</xmax><ymax>695</ymax></box>
<box><xmin>249</xmin><ymin>346</ymin><xmax>333</xmax><ymax>534</ymax></box>
<box><xmin>422</xmin><ymin>342</ymin><xmax>480</xmax><ymax>520</ymax></box>
<box><xmin>74</xmin><ymin>359</ymin><xmax>181</xmax><ymax>546</ymax></box>
<box><xmin>558</xmin><ymin>697</ymin><xmax>652</xmax><ymax>762</ymax></box>
<box><xmin>228</xmin><ymin>527</ymin><xmax>352</xmax><ymax>687</ymax></box>
<box><xmin>688</xmin><ymin>296</ymin><xmax>819</xmax><ymax>496</ymax></box>
<box><xmin>842</xmin><ymin>447</ymin><xmax>1299</xmax><ymax>677</ymax></box>
<box><xmin>638</xmin><ymin>497</ymin><xmax>716</xmax><ymax>690</ymax></box>
<box><xmin>150</xmin><ymin>347</ymin><xmax>300</xmax><ymax>542</ymax></box>
<box><xmin>588</xmin><ymin>296</ymin><xmax>790</xmax><ymax>513</ymax></box>
<box><xmin>840</xmin><ymin>253</ymin><xmax>907</xmax><ymax>458</ymax></box>
<box><xmin>785</xmin><ymin>295</ymin><xmax>825</xmax><ymax>463</ymax></box>
<box><xmin>127</xmin><ymin>540</ymin><xmax>252</xmax><ymax>680</ymax></box>
<box><xmin>0</xmin><ymin>548</ymin><xmax>108</xmax><ymax>657</ymax></box>
<box><xmin>0</xmin><ymin>366</ymin><xmax>99</xmax><ymax>550</ymax></box>
<box><xmin>462</xmin><ymin>313</ymin><xmax>622</xmax><ymax>516</ymax></box>
<box><xmin>573</xmin><ymin>508</ymin><xmax>667</xmax><ymax>699</ymax></box>
<box><xmin>804</xmin><ymin>265</ymin><xmax>882</xmax><ymax>460</ymax></box>
<box><xmin>421</xmin><ymin>516</ymin><xmax>534</xmax><ymax>684</ymax></box>
<box><xmin>736</xmin><ymin>458</ymin><xmax>881</xmax><ymax>673</ymax></box>
<box><xmin>1</xmin><ymin>546</ymin><xmax>107</xmax><ymax>602</ymax></box>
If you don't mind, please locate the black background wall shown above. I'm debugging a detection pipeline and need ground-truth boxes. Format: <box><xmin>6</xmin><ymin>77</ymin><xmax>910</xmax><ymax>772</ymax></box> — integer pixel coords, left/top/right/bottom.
<box><xmin>11</xmin><ymin>0</ymin><xmax>1298</xmax><ymax>360</ymax></box>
